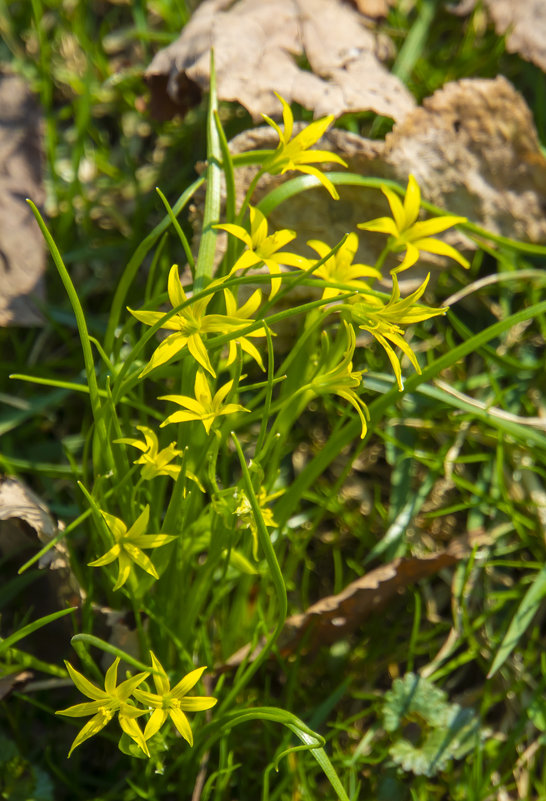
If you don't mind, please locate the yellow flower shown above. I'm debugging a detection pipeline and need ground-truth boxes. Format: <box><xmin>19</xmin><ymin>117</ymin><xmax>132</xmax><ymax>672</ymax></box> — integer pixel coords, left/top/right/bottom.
<box><xmin>262</xmin><ymin>93</ymin><xmax>347</xmax><ymax>199</ymax></box>
<box><xmin>114</xmin><ymin>426</ymin><xmax>204</xmax><ymax>490</ymax></box>
<box><xmin>215</xmin><ymin>206</ymin><xmax>304</xmax><ymax>297</ymax></box>
<box><xmin>358</xmin><ymin>174</ymin><xmax>469</xmax><ymax>273</ymax></box>
<box><xmin>133</xmin><ymin>653</ymin><xmax>217</xmax><ymax>747</ymax></box>
<box><xmin>160</xmin><ymin>369</ymin><xmax>250</xmax><ymax>435</ymax></box>
<box><xmin>56</xmin><ymin>658</ymin><xmax>150</xmax><ymax>757</ymax></box>
<box><xmin>305</xmin><ymin>322</ymin><xmax>369</xmax><ymax>438</ymax></box>
<box><xmin>129</xmin><ymin>265</ymin><xmax>245</xmax><ymax>378</ymax></box>
<box><xmin>223</xmin><ymin>288</ymin><xmax>267</xmax><ymax>370</ymax></box>
<box><xmin>344</xmin><ymin>274</ymin><xmax>446</xmax><ymax>390</ymax></box>
<box><xmin>303</xmin><ymin>233</ymin><xmax>381</xmax><ymax>299</ymax></box>
<box><xmin>114</xmin><ymin>425</ymin><xmax>182</xmax><ymax>480</ymax></box>
<box><xmin>88</xmin><ymin>505</ymin><xmax>176</xmax><ymax>590</ymax></box>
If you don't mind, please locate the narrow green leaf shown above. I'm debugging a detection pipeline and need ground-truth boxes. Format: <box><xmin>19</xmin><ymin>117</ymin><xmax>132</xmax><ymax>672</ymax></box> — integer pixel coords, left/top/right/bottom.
<box><xmin>27</xmin><ymin>200</ymin><xmax>112</xmax><ymax>471</ymax></box>
<box><xmin>70</xmin><ymin>633</ymin><xmax>152</xmax><ymax>674</ymax></box>
<box><xmin>488</xmin><ymin>566</ymin><xmax>546</xmax><ymax>677</ymax></box>
<box><xmin>0</xmin><ymin>607</ymin><xmax>76</xmax><ymax>656</ymax></box>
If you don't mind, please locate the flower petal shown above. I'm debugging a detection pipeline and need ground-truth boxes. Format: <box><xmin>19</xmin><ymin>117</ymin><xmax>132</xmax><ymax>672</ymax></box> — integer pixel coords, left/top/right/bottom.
<box><xmin>294</xmin><ymin>165</ymin><xmax>340</xmax><ymax>200</ymax></box>
<box><xmin>140</xmin><ymin>331</ymin><xmax>189</xmax><ymax>377</ymax></box>
<box><xmin>88</xmin><ymin>544</ymin><xmax>122</xmax><ymax>567</ymax></box>
<box><xmin>411</xmin><ymin>236</ymin><xmax>470</xmax><ymax>268</ymax></box>
<box><xmin>113</xmin><ymin>551</ymin><xmax>133</xmax><ymax>591</ymax></box>
<box><xmin>144</xmin><ymin>708</ymin><xmax>169</xmax><ymax>740</ymax></box>
<box><xmin>213</xmin><ymin>223</ymin><xmax>253</xmax><ymax>248</ymax></box>
<box><xmin>126</xmin><ymin>505</ymin><xmax>150</xmax><ymax>540</ymax></box>
<box><xmin>381</xmin><ymin>186</ymin><xmax>406</xmax><ymax>232</ymax></box>
<box><xmin>119</xmin><ymin>713</ymin><xmax>150</xmax><ymax>757</ymax></box>
<box><xmin>187</xmin><ymin>333</ymin><xmax>216</xmax><ymax>377</ymax></box>
<box><xmin>169</xmin><ymin>708</ymin><xmax>194</xmax><ymax>746</ymax></box>
<box><xmin>116</xmin><ymin>671</ymin><xmax>150</xmax><ymax>701</ymax></box>
<box><xmin>67</xmin><ymin>712</ymin><xmax>112</xmax><ymax>757</ymax></box>
<box><xmin>100</xmin><ymin>511</ymin><xmax>126</xmax><ymax>540</ymax></box>
<box><xmin>104</xmin><ymin>657</ymin><xmax>120</xmax><ymax>695</ymax></box>
<box><xmin>171</xmin><ymin>666</ymin><xmax>207</xmax><ymax>698</ymax></box>
<box><xmin>358</xmin><ymin>216</ymin><xmax>399</xmax><ymax>237</ymax></box>
<box><xmin>179</xmin><ymin>696</ymin><xmax>218</xmax><ymax>712</ymax></box>
<box><xmin>403</xmin><ymin>174</ymin><xmax>421</xmax><ymax>228</ymax></box>
<box><xmin>56</xmin><ymin>700</ymin><xmax>105</xmax><ymax>717</ymax></box>
<box><xmin>150</xmin><ymin>652</ymin><xmax>171</xmax><ymax>695</ymax></box>
<box><xmin>63</xmin><ymin>662</ymin><xmax>108</xmax><ymax>701</ymax></box>
<box><xmin>167</xmin><ymin>264</ymin><xmax>187</xmax><ymax>309</ymax></box>
<box><xmin>123</xmin><ymin>543</ymin><xmax>160</xmax><ymax>579</ymax></box>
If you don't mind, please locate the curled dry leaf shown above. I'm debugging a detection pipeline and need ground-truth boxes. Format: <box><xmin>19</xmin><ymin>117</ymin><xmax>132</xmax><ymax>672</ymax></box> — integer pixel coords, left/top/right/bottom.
<box><xmin>0</xmin><ymin>73</ymin><xmax>45</xmax><ymax>327</ymax></box>
<box><xmin>0</xmin><ymin>476</ymin><xmax>57</xmax><ymax>557</ymax></box>
<box><xmin>145</xmin><ymin>0</ymin><xmax>414</xmax><ymax>122</ymax></box>
<box><xmin>220</xmin><ymin>531</ymin><xmax>489</xmax><ymax>670</ymax></box>
<box><xmin>0</xmin><ymin>476</ymin><xmax>82</xmax><ymax>660</ymax></box>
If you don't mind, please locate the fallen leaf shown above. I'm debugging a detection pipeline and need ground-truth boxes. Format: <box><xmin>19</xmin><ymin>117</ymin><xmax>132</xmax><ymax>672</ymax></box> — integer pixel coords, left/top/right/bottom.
<box><xmin>0</xmin><ymin>476</ymin><xmax>82</xmax><ymax>662</ymax></box>
<box><xmin>220</xmin><ymin>531</ymin><xmax>488</xmax><ymax>670</ymax></box>
<box><xmin>0</xmin><ymin>670</ymin><xmax>33</xmax><ymax>700</ymax></box>
<box><xmin>0</xmin><ymin>72</ymin><xmax>45</xmax><ymax>327</ymax></box>
<box><xmin>0</xmin><ymin>476</ymin><xmax>56</xmax><ymax>556</ymax></box>
<box><xmin>145</xmin><ymin>0</ymin><xmax>414</xmax><ymax>123</ymax></box>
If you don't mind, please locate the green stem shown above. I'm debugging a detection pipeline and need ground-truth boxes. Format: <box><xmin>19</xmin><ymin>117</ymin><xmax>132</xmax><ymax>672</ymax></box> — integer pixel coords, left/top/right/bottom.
<box><xmin>27</xmin><ymin>201</ymin><xmax>112</xmax><ymax>471</ymax></box>
<box><xmin>219</xmin><ymin>435</ymin><xmax>288</xmax><ymax>710</ymax></box>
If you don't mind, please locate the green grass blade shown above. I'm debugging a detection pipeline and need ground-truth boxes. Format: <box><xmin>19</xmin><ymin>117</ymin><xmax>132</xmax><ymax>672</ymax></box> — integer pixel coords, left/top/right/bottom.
<box><xmin>70</xmin><ymin>633</ymin><xmax>152</xmax><ymax>674</ymax></box>
<box><xmin>0</xmin><ymin>607</ymin><xmax>76</xmax><ymax>656</ymax></box>
<box><xmin>488</xmin><ymin>566</ymin><xmax>546</xmax><ymax>677</ymax></box>
<box><xmin>155</xmin><ymin>187</ymin><xmax>195</xmax><ymax>271</ymax></box>
<box><xmin>220</xmin><ymin>435</ymin><xmax>288</xmax><ymax>711</ymax></box>
<box><xmin>27</xmin><ymin>200</ymin><xmax>112</xmax><ymax>468</ymax></box>
<box><xmin>104</xmin><ymin>175</ymin><xmax>205</xmax><ymax>355</ymax></box>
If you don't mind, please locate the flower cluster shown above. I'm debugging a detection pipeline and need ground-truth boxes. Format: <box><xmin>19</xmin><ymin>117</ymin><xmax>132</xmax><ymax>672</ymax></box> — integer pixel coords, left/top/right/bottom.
<box><xmin>57</xmin><ymin>655</ymin><xmax>217</xmax><ymax>758</ymax></box>
<box><xmin>71</xmin><ymin>92</ymin><xmax>469</xmax><ymax>766</ymax></box>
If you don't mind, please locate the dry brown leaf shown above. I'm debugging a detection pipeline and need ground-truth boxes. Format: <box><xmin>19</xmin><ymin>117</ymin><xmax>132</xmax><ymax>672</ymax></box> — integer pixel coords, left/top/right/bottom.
<box><xmin>145</xmin><ymin>0</ymin><xmax>414</xmax><ymax>123</ymax></box>
<box><xmin>0</xmin><ymin>476</ymin><xmax>56</xmax><ymax>557</ymax></box>
<box><xmin>456</xmin><ymin>0</ymin><xmax>546</xmax><ymax>72</ymax></box>
<box><xmin>220</xmin><ymin>531</ymin><xmax>488</xmax><ymax>670</ymax></box>
<box><xmin>0</xmin><ymin>73</ymin><xmax>45</xmax><ymax>327</ymax></box>
<box><xmin>350</xmin><ymin>0</ymin><xmax>393</xmax><ymax>18</ymax></box>
<box><xmin>0</xmin><ymin>476</ymin><xmax>82</xmax><ymax>628</ymax></box>
<box><xmin>0</xmin><ymin>670</ymin><xmax>33</xmax><ymax>700</ymax></box>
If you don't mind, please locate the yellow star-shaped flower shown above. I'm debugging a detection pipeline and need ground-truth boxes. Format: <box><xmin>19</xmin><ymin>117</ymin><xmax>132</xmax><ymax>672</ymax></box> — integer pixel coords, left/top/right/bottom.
<box><xmin>133</xmin><ymin>653</ymin><xmax>217</xmax><ymax>747</ymax></box>
<box><xmin>262</xmin><ymin>93</ymin><xmax>347</xmax><ymax>200</ymax></box>
<box><xmin>129</xmin><ymin>265</ymin><xmax>247</xmax><ymax>378</ymax></box>
<box><xmin>88</xmin><ymin>505</ymin><xmax>176</xmax><ymax>590</ymax></box>
<box><xmin>56</xmin><ymin>658</ymin><xmax>150</xmax><ymax>757</ymax></box>
<box><xmin>215</xmin><ymin>206</ymin><xmax>304</xmax><ymax>297</ymax></box>
<box><xmin>303</xmin><ymin>233</ymin><xmax>381</xmax><ymax>299</ymax></box>
<box><xmin>344</xmin><ymin>274</ymin><xmax>446</xmax><ymax>390</ymax></box>
<box><xmin>160</xmin><ymin>369</ymin><xmax>249</xmax><ymax>435</ymax></box>
<box><xmin>358</xmin><ymin>174</ymin><xmax>469</xmax><ymax>273</ymax></box>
